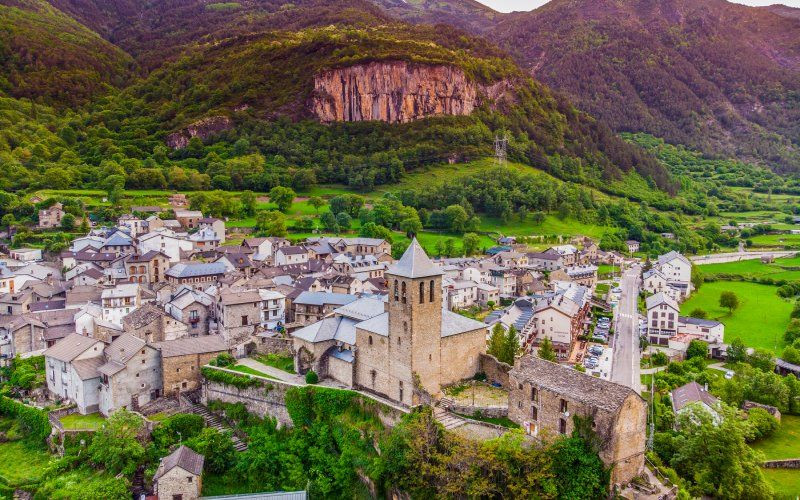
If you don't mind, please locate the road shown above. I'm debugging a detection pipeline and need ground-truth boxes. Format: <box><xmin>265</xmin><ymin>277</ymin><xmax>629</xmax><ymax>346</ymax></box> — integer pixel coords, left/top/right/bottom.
<box><xmin>611</xmin><ymin>264</ymin><xmax>641</xmax><ymax>393</ymax></box>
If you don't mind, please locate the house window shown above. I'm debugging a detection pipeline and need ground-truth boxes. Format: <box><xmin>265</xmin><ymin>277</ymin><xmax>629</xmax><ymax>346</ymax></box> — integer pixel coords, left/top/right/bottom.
<box><xmin>242</xmin><ymin>315</ymin><xmax>248</xmax><ymax>326</ymax></box>
<box><xmin>399</xmin><ymin>381</ymin><xmax>404</xmax><ymax>401</ymax></box>
<box><xmin>559</xmin><ymin>418</ymin><xmax>567</xmax><ymax>434</ymax></box>
<box><xmin>368</xmin><ymin>336</ymin><xmax>373</xmax><ymax>346</ymax></box>
<box><xmin>531</xmin><ymin>406</ymin><xmax>538</xmax><ymax>420</ymax></box>
<box><xmin>182</xmin><ymin>382</ymin><xmax>187</xmax><ymax>388</ymax></box>
<box><xmin>560</xmin><ymin>399</ymin><xmax>568</xmax><ymax>413</ymax></box>
<box><xmin>187</xmin><ymin>477</ymin><xmax>193</xmax><ymax>483</ymax></box>
<box><xmin>172</xmin><ymin>495</ymin><xmax>183</xmax><ymax>500</ymax></box>
<box><xmin>141</xmin><ymin>359</ymin><xmax>145</xmax><ymax>364</ymax></box>
<box><xmin>531</xmin><ymin>387</ymin><xmax>538</xmax><ymax>402</ymax></box>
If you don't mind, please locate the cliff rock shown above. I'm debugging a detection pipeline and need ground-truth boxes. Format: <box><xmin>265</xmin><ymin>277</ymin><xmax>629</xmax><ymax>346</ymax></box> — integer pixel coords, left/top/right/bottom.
<box><xmin>310</xmin><ymin>61</ymin><xmax>478</xmax><ymax>123</ymax></box>
<box><xmin>166</xmin><ymin>116</ymin><xmax>234</xmax><ymax>149</ymax></box>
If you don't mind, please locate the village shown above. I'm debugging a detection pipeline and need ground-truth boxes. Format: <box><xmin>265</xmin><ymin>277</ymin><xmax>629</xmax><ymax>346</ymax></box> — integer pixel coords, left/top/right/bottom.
<box><xmin>0</xmin><ymin>195</ymin><xmax>797</xmax><ymax>499</ymax></box>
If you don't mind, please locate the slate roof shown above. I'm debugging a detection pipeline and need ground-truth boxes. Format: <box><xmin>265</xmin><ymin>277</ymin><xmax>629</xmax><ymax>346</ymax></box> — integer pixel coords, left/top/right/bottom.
<box><xmin>72</xmin><ymin>356</ymin><xmax>104</xmax><ymax>380</ymax></box>
<box><xmin>510</xmin><ymin>355</ymin><xmax>639</xmax><ymax>413</ymax></box>
<box><xmin>98</xmin><ymin>334</ymin><xmax>146</xmax><ymax>376</ymax></box>
<box><xmin>293</xmin><ymin>291</ymin><xmax>356</xmax><ymax>307</ymax></box>
<box><xmin>645</xmin><ymin>292</ymin><xmax>678</xmax><ymax>310</ymax></box>
<box><xmin>154</xmin><ymin>335</ymin><xmax>228</xmax><ymax>357</ymax></box>
<box><xmin>671</xmin><ymin>381</ymin><xmax>719</xmax><ymax>413</ymax></box>
<box><xmin>43</xmin><ymin>333</ymin><xmax>103</xmax><ymax>362</ymax></box>
<box><xmin>441</xmin><ymin>309</ymin><xmax>487</xmax><ymax>337</ymax></box>
<box><xmin>333</xmin><ymin>297</ymin><xmax>385</xmax><ymax>321</ymax></box>
<box><xmin>153</xmin><ymin>445</ymin><xmax>204</xmax><ymax>480</ymax></box>
<box><xmin>123</xmin><ymin>303</ymin><xmax>166</xmax><ymax>329</ymax></box>
<box><xmin>166</xmin><ymin>262</ymin><xmax>227</xmax><ymax>278</ymax></box>
<box><xmin>679</xmin><ymin>316</ymin><xmax>722</xmax><ymax>327</ymax></box>
<box><xmin>220</xmin><ymin>290</ymin><xmax>261</xmax><ymax>306</ymax></box>
<box><xmin>387</xmin><ymin>238</ymin><xmax>442</xmax><ymax>279</ymax></box>
<box><xmin>29</xmin><ymin>300</ymin><xmax>65</xmax><ymax>312</ymax></box>
<box><xmin>292</xmin><ymin>316</ymin><xmax>358</xmax><ymax>344</ymax></box>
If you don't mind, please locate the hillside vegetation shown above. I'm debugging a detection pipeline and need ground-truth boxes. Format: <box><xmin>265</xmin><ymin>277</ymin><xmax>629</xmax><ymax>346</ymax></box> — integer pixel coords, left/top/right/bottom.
<box><xmin>0</xmin><ymin>0</ymin><xmax>133</xmax><ymax>105</ymax></box>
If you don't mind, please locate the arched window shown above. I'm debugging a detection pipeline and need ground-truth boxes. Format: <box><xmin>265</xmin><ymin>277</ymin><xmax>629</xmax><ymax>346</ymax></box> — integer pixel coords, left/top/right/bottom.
<box><xmin>419</xmin><ymin>281</ymin><xmax>425</xmax><ymax>304</ymax></box>
<box><xmin>429</xmin><ymin>280</ymin><xmax>435</xmax><ymax>302</ymax></box>
<box><xmin>401</xmin><ymin>281</ymin><xmax>407</xmax><ymax>303</ymax></box>
<box><xmin>393</xmin><ymin>280</ymin><xmax>398</xmax><ymax>301</ymax></box>
<box><xmin>403</xmin><ymin>321</ymin><xmax>408</xmax><ymax>334</ymax></box>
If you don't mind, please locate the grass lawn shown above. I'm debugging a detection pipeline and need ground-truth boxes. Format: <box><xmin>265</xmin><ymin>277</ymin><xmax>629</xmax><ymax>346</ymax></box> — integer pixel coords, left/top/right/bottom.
<box><xmin>203</xmin><ymin>471</ymin><xmax>259</xmax><ymax>497</ymax></box>
<box><xmin>231</xmin><ymin>364</ymin><xmax>278</xmax><ymax>380</ymax></box>
<box><xmin>751</xmin><ymin>233</ymin><xmax>800</xmax><ymax>248</ymax></box>
<box><xmin>0</xmin><ymin>440</ymin><xmax>52</xmax><ymax>485</ymax></box>
<box><xmin>455</xmin><ymin>412</ymin><xmax>520</xmax><ymax>429</ymax></box>
<box><xmin>679</xmin><ymin>281</ymin><xmax>792</xmax><ymax>352</ymax></box>
<box><xmin>762</xmin><ymin>468</ymin><xmax>800</xmax><ymax>499</ymax></box>
<box><xmin>59</xmin><ymin>412</ymin><xmax>106</xmax><ymax>430</ymax></box>
<box><xmin>697</xmin><ymin>256</ymin><xmax>800</xmax><ymax>282</ymax></box>
<box><xmin>751</xmin><ymin>415</ymin><xmax>800</xmax><ymax>460</ymax></box>
<box><xmin>254</xmin><ymin>354</ymin><xmax>295</xmax><ymax>374</ymax></box>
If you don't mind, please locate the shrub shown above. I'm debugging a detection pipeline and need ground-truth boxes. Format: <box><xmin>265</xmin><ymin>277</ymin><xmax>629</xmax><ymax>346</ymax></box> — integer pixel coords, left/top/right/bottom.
<box><xmin>201</xmin><ymin>367</ymin><xmax>265</xmax><ymax>389</ymax></box>
<box><xmin>744</xmin><ymin>408</ymin><xmax>779</xmax><ymax>442</ymax></box>
<box><xmin>0</xmin><ymin>395</ymin><xmax>50</xmax><ymax>444</ymax></box>
<box><xmin>305</xmin><ymin>370</ymin><xmax>319</xmax><ymax>384</ymax></box>
<box><xmin>651</xmin><ymin>351</ymin><xmax>670</xmax><ymax>366</ymax></box>
<box><xmin>211</xmin><ymin>353</ymin><xmax>237</xmax><ymax>367</ymax></box>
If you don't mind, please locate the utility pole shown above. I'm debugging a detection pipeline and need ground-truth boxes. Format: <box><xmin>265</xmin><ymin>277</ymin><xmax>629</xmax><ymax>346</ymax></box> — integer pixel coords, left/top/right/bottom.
<box><xmin>494</xmin><ymin>133</ymin><xmax>508</xmax><ymax>167</ymax></box>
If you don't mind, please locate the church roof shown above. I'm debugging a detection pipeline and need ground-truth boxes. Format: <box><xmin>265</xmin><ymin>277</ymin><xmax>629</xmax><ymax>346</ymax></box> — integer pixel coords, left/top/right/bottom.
<box><xmin>387</xmin><ymin>238</ymin><xmax>442</xmax><ymax>279</ymax></box>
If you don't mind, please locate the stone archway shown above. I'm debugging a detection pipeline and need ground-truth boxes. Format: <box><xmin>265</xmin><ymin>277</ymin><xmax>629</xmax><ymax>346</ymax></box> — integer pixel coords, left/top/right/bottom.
<box><xmin>295</xmin><ymin>346</ymin><xmax>314</xmax><ymax>375</ymax></box>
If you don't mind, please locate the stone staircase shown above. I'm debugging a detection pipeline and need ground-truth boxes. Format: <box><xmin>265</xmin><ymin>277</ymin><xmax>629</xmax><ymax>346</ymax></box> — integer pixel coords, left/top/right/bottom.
<box><xmin>433</xmin><ymin>405</ymin><xmax>466</xmax><ymax>430</ymax></box>
<box><xmin>186</xmin><ymin>403</ymin><xmax>248</xmax><ymax>452</ymax></box>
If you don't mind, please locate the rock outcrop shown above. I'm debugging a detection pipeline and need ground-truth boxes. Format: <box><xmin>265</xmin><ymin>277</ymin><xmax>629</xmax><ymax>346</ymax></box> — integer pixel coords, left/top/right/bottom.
<box><xmin>166</xmin><ymin>116</ymin><xmax>234</xmax><ymax>149</ymax></box>
<box><xmin>310</xmin><ymin>61</ymin><xmax>478</xmax><ymax>124</ymax></box>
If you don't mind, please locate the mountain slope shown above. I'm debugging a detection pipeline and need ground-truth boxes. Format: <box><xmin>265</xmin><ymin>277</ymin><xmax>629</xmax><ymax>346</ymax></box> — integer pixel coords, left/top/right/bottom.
<box><xmin>487</xmin><ymin>0</ymin><xmax>800</xmax><ymax>174</ymax></box>
<box><xmin>366</xmin><ymin>0</ymin><xmax>499</xmax><ymax>34</ymax></box>
<box><xmin>0</xmin><ymin>0</ymin><xmax>133</xmax><ymax>105</ymax></box>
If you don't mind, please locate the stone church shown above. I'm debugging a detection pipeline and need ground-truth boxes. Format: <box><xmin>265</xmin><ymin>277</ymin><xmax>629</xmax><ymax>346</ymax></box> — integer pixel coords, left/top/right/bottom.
<box><xmin>291</xmin><ymin>239</ymin><xmax>488</xmax><ymax>405</ymax></box>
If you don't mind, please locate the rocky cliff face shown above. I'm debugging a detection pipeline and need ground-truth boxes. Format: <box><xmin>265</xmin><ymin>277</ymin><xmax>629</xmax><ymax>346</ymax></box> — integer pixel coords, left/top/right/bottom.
<box><xmin>310</xmin><ymin>61</ymin><xmax>478</xmax><ymax>124</ymax></box>
<box><xmin>166</xmin><ymin>116</ymin><xmax>234</xmax><ymax>149</ymax></box>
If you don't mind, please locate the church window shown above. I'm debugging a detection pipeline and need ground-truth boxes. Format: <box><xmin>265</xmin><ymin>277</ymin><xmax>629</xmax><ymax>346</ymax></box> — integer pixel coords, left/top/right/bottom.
<box><xmin>401</xmin><ymin>282</ymin><xmax>407</xmax><ymax>303</ymax></box>
<box><xmin>429</xmin><ymin>280</ymin><xmax>435</xmax><ymax>302</ymax></box>
<box><xmin>393</xmin><ymin>280</ymin><xmax>398</xmax><ymax>301</ymax></box>
<box><xmin>419</xmin><ymin>281</ymin><xmax>424</xmax><ymax>303</ymax></box>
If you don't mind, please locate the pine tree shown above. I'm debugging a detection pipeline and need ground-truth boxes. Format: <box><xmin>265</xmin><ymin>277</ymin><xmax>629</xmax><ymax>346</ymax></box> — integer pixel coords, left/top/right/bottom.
<box><xmin>487</xmin><ymin>324</ymin><xmax>506</xmax><ymax>362</ymax></box>
<box><xmin>538</xmin><ymin>337</ymin><xmax>557</xmax><ymax>362</ymax></box>
<box><xmin>502</xmin><ymin>326</ymin><xmax>520</xmax><ymax>365</ymax></box>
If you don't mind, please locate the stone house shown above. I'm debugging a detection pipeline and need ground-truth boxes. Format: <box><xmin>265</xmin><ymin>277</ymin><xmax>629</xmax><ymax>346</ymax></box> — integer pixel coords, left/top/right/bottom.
<box><xmin>126</xmin><ymin>251</ymin><xmax>170</xmax><ymax>284</ymax></box>
<box><xmin>197</xmin><ymin>217</ymin><xmax>226</xmax><ymax>244</ymax></box>
<box><xmin>323</xmin><ymin>237</ymin><xmax>391</xmax><ymax>256</ymax></box>
<box><xmin>216</xmin><ymin>253</ymin><xmax>254</xmax><ymax>276</ymax></box>
<box><xmin>43</xmin><ymin>333</ymin><xmax>105</xmax><ymax>414</ymax></box>
<box><xmin>154</xmin><ymin>445</ymin><xmax>204</xmax><ymax>500</ymax></box>
<box><xmin>165</xmin><ymin>262</ymin><xmax>226</xmax><ymax>287</ymax></box>
<box><xmin>242</xmin><ymin>237</ymin><xmax>289</xmax><ymax>263</ymax></box>
<box><xmin>165</xmin><ymin>286</ymin><xmax>214</xmax><ymax>336</ymax></box>
<box><xmin>38</xmin><ymin>202</ymin><xmax>65</xmax><ymax>229</ymax></box>
<box><xmin>476</xmin><ymin>282</ymin><xmax>499</xmax><ymax>306</ymax></box>
<box><xmin>216</xmin><ymin>290</ymin><xmax>261</xmax><ymax>346</ymax></box>
<box><xmin>97</xmin><ymin>334</ymin><xmax>162</xmax><ymax>415</ymax></box>
<box><xmin>0</xmin><ymin>291</ymin><xmax>33</xmax><ymax>315</ymax></box>
<box><xmin>0</xmin><ymin>315</ymin><xmax>46</xmax><ymax>361</ymax></box>
<box><xmin>508</xmin><ymin>355</ymin><xmax>646</xmax><ymax>485</ymax></box>
<box><xmin>169</xmin><ymin>193</ymin><xmax>188</xmax><ymax>208</ymax></box>
<box><xmin>154</xmin><ymin>335</ymin><xmax>227</xmax><ymax>396</ymax></box>
<box><xmin>101</xmin><ymin>231</ymin><xmax>135</xmax><ymax>256</ymax></box>
<box><xmin>189</xmin><ymin>226</ymin><xmax>221</xmax><ymax>251</ymax></box>
<box><xmin>122</xmin><ymin>303</ymin><xmax>188</xmax><ymax>343</ymax></box>
<box><xmin>293</xmin><ymin>291</ymin><xmax>357</xmax><ymax>326</ymax></box>
<box><xmin>258</xmin><ymin>289</ymin><xmax>286</xmax><ymax>330</ymax></box>
<box><xmin>137</xmin><ymin>228</ymin><xmax>194</xmax><ymax>263</ymax></box>
<box><xmin>544</xmin><ymin>245</ymin><xmax>578</xmax><ymax>266</ymax></box>
<box><xmin>101</xmin><ymin>283</ymin><xmax>140</xmax><ymax>327</ymax></box>
<box><xmin>174</xmin><ymin>209</ymin><xmax>203</xmax><ymax>229</ymax></box>
<box><xmin>564</xmin><ymin>265</ymin><xmax>598</xmax><ymax>288</ymax></box>
<box><xmin>275</xmin><ymin>246</ymin><xmax>309</xmax><ymax>266</ymax></box>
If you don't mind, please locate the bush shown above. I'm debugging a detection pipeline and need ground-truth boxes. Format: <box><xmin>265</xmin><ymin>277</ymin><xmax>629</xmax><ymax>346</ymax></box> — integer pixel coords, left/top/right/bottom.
<box><xmin>150</xmin><ymin>413</ymin><xmax>205</xmax><ymax>450</ymax></box>
<box><xmin>201</xmin><ymin>367</ymin><xmax>265</xmax><ymax>390</ymax></box>
<box><xmin>651</xmin><ymin>351</ymin><xmax>670</xmax><ymax>366</ymax></box>
<box><xmin>686</xmin><ymin>340</ymin><xmax>708</xmax><ymax>360</ymax></box>
<box><xmin>211</xmin><ymin>353</ymin><xmax>237</xmax><ymax>368</ymax></box>
<box><xmin>0</xmin><ymin>395</ymin><xmax>51</xmax><ymax>444</ymax></box>
<box><xmin>305</xmin><ymin>370</ymin><xmax>319</xmax><ymax>384</ymax></box>
<box><xmin>744</xmin><ymin>408</ymin><xmax>779</xmax><ymax>442</ymax></box>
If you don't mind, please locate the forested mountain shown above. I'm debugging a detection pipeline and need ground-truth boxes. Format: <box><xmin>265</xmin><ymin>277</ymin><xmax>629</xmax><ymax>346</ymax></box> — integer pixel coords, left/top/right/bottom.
<box><xmin>485</xmin><ymin>0</ymin><xmax>800</xmax><ymax>174</ymax></box>
<box><xmin>0</xmin><ymin>0</ymin><xmax>133</xmax><ymax>105</ymax></box>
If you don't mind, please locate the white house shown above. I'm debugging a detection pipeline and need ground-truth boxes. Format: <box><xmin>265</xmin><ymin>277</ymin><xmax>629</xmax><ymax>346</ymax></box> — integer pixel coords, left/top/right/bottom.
<box><xmin>671</xmin><ymin>381</ymin><xmax>720</xmax><ymax>425</ymax></box>
<box><xmin>655</xmin><ymin>251</ymin><xmax>693</xmax><ymax>299</ymax></box>
<box><xmin>646</xmin><ymin>292</ymin><xmax>680</xmax><ymax>345</ymax></box>
<box><xmin>137</xmin><ymin>228</ymin><xmax>194</xmax><ymax>263</ymax></box>
<box><xmin>678</xmin><ymin>316</ymin><xmax>724</xmax><ymax>344</ymax></box>
<box><xmin>43</xmin><ymin>334</ymin><xmax>105</xmax><ymax>413</ymax></box>
<box><xmin>101</xmin><ymin>283</ymin><xmax>141</xmax><ymax>327</ymax></box>
<box><xmin>275</xmin><ymin>246</ymin><xmax>309</xmax><ymax>266</ymax></box>
<box><xmin>258</xmin><ymin>289</ymin><xmax>286</xmax><ymax>330</ymax></box>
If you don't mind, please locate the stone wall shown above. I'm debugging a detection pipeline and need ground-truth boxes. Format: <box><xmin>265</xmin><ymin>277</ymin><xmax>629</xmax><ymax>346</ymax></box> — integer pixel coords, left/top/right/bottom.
<box><xmin>479</xmin><ymin>353</ymin><xmax>511</xmax><ymax>389</ymax></box>
<box><xmin>763</xmin><ymin>459</ymin><xmax>800</xmax><ymax>469</ymax></box>
<box><xmin>202</xmin><ymin>377</ymin><xmax>296</xmax><ymax>427</ymax></box>
<box><xmin>253</xmin><ymin>336</ymin><xmax>293</xmax><ymax>357</ymax></box>
<box><xmin>448</xmin><ymin>403</ymin><xmax>508</xmax><ymax>419</ymax></box>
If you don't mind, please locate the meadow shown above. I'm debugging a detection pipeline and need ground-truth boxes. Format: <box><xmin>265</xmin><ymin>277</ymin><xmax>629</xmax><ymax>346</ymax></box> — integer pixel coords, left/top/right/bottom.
<box><xmin>750</xmin><ymin>415</ymin><xmax>800</xmax><ymax>460</ymax></box>
<box><xmin>697</xmin><ymin>256</ymin><xmax>800</xmax><ymax>282</ymax></box>
<box><xmin>679</xmin><ymin>281</ymin><xmax>792</xmax><ymax>352</ymax></box>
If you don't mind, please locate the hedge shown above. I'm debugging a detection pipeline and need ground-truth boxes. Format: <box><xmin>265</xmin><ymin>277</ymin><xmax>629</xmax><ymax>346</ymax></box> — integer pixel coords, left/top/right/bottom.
<box><xmin>0</xmin><ymin>395</ymin><xmax>51</xmax><ymax>444</ymax></box>
<box><xmin>201</xmin><ymin>367</ymin><xmax>265</xmax><ymax>390</ymax></box>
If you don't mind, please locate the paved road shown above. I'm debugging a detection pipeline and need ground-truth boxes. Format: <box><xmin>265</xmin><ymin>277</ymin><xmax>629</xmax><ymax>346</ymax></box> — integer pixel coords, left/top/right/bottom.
<box><xmin>611</xmin><ymin>265</ymin><xmax>641</xmax><ymax>392</ymax></box>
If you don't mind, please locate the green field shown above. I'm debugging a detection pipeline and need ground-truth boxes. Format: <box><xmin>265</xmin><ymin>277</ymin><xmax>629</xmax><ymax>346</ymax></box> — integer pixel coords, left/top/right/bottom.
<box><xmin>254</xmin><ymin>354</ymin><xmax>295</xmax><ymax>374</ymax></box>
<box><xmin>231</xmin><ymin>364</ymin><xmax>278</xmax><ymax>379</ymax></box>
<box><xmin>762</xmin><ymin>468</ymin><xmax>800</xmax><ymax>499</ymax></box>
<box><xmin>751</xmin><ymin>415</ymin><xmax>800</xmax><ymax>460</ymax></box>
<box><xmin>751</xmin><ymin>233</ymin><xmax>800</xmax><ymax>248</ymax></box>
<box><xmin>697</xmin><ymin>256</ymin><xmax>800</xmax><ymax>281</ymax></box>
<box><xmin>0</xmin><ymin>440</ymin><xmax>51</xmax><ymax>485</ymax></box>
<box><xmin>680</xmin><ymin>281</ymin><xmax>791</xmax><ymax>352</ymax></box>
<box><xmin>59</xmin><ymin>412</ymin><xmax>106</xmax><ymax>430</ymax></box>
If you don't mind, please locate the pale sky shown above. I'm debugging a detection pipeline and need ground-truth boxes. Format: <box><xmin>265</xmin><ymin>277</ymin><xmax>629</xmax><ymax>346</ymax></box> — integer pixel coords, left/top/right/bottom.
<box><xmin>475</xmin><ymin>0</ymin><xmax>800</xmax><ymax>14</ymax></box>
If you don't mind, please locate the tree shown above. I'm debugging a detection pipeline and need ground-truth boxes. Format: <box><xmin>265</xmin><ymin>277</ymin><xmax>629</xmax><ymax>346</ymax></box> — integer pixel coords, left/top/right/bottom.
<box><xmin>79</xmin><ymin>215</ymin><xmax>89</xmax><ymax>233</ymax></box>
<box><xmin>444</xmin><ymin>205</ymin><xmax>469</xmax><ymax>233</ymax></box>
<box><xmin>686</xmin><ymin>340</ymin><xmax>708</xmax><ymax>360</ymax></box>
<box><xmin>320</xmin><ymin>211</ymin><xmax>338</xmax><ymax>232</ymax></box>
<box><xmin>744</xmin><ymin>408</ymin><xmax>779</xmax><ymax>442</ymax></box>
<box><xmin>487</xmin><ymin>324</ymin><xmax>506</xmax><ymax>362</ymax></box>
<box><xmin>434</xmin><ymin>239</ymin><xmax>445</xmax><ymax>257</ymax></box>
<box><xmin>268</xmin><ymin>186</ymin><xmax>296</xmax><ymax>212</ymax></box>
<box><xmin>747</xmin><ymin>348</ymin><xmax>775</xmax><ymax>373</ymax></box>
<box><xmin>462</xmin><ymin>233</ymin><xmax>481</xmax><ymax>256</ymax></box>
<box><xmin>309</xmin><ymin>196</ymin><xmax>325</xmax><ymax>213</ymax></box>
<box><xmin>719</xmin><ymin>291</ymin><xmax>739</xmax><ymax>313</ymax></box>
<box><xmin>60</xmin><ymin>213</ymin><xmax>75</xmax><ymax>230</ymax></box>
<box><xmin>89</xmin><ymin>409</ymin><xmax>145</xmax><ymax>476</ymax></box>
<box><xmin>1</xmin><ymin>214</ymin><xmax>14</xmax><ymax>231</ymax></box>
<box><xmin>785</xmin><ymin>319</ymin><xmax>800</xmax><ymax>344</ymax></box>
<box><xmin>443</xmin><ymin>238</ymin><xmax>456</xmax><ymax>258</ymax></box>
<box><xmin>186</xmin><ymin>427</ymin><xmax>236</xmax><ymax>473</ymax></box>
<box><xmin>551</xmin><ymin>434</ymin><xmax>609</xmax><ymax>499</ymax></box>
<box><xmin>103</xmin><ymin>174</ymin><xmax>125</xmax><ymax>205</ymax></box>
<box><xmin>671</xmin><ymin>405</ymin><xmax>773</xmax><ymax>499</ymax></box>
<box><xmin>240</xmin><ymin>190</ymin><xmax>257</xmax><ymax>217</ymax></box>
<box><xmin>689</xmin><ymin>308</ymin><xmax>708</xmax><ymax>319</ymax></box>
<box><xmin>335</xmin><ymin>212</ymin><xmax>352</xmax><ymax>231</ymax></box>
<box><xmin>399</xmin><ymin>216</ymin><xmax>422</xmax><ymax>238</ymax></box>
<box><xmin>783</xmin><ymin>345</ymin><xmax>800</xmax><ymax>365</ymax></box>
<box><xmin>502</xmin><ymin>326</ymin><xmax>520</xmax><ymax>366</ymax></box>
<box><xmin>538</xmin><ymin>338</ymin><xmax>557</xmax><ymax>362</ymax></box>
<box><xmin>691</xmin><ymin>265</ymin><xmax>704</xmax><ymax>292</ymax></box>
<box><xmin>727</xmin><ymin>337</ymin><xmax>747</xmax><ymax>364</ymax></box>
<box><xmin>255</xmin><ymin>210</ymin><xmax>287</xmax><ymax>237</ymax></box>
